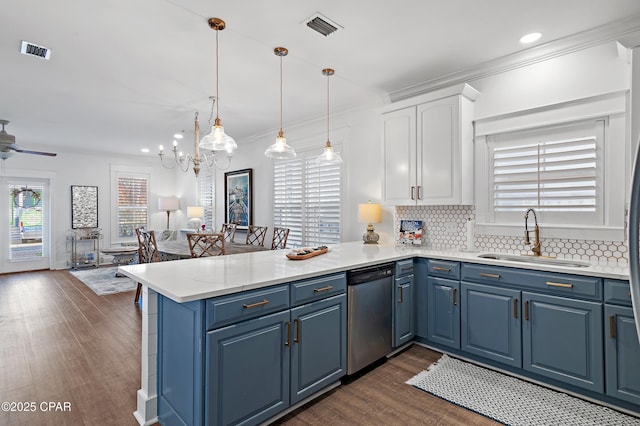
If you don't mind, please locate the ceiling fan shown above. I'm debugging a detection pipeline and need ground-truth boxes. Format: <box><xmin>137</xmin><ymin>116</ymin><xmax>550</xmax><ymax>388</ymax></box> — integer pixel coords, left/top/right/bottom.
<box><xmin>0</xmin><ymin>119</ymin><xmax>57</xmax><ymax>159</ymax></box>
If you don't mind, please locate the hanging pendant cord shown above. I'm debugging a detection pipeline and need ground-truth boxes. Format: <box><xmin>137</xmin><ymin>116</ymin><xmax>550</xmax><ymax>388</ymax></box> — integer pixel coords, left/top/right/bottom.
<box><xmin>280</xmin><ymin>54</ymin><xmax>283</xmax><ymax>134</ymax></box>
<box><xmin>216</xmin><ymin>28</ymin><xmax>220</xmax><ymax>121</ymax></box>
<box><xmin>326</xmin><ymin>73</ymin><xmax>330</xmax><ymax>142</ymax></box>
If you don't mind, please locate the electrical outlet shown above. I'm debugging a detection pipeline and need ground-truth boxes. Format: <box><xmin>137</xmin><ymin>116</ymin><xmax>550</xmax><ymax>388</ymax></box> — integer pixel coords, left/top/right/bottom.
<box><xmin>445</xmin><ymin>222</ymin><xmax>457</xmax><ymax>234</ymax></box>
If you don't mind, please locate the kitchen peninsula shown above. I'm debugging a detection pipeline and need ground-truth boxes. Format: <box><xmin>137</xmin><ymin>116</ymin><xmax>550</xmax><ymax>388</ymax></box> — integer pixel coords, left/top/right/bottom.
<box><xmin>119</xmin><ymin>241</ymin><xmax>635</xmax><ymax>426</ymax></box>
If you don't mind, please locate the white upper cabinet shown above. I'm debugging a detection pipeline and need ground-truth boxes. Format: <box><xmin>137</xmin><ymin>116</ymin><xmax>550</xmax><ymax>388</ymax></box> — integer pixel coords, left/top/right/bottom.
<box><xmin>382</xmin><ymin>84</ymin><xmax>479</xmax><ymax>205</ymax></box>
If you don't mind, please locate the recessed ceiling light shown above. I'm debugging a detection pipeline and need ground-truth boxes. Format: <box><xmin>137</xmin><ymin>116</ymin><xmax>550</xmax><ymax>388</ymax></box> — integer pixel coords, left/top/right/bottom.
<box><xmin>173</xmin><ymin>133</ymin><xmax>184</xmax><ymax>139</ymax></box>
<box><xmin>141</xmin><ymin>148</ymin><xmax>150</xmax><ymax>153</ymax></box>
<box><xmin>520</xmin><ymin>32</ymin><xmax>541</xmax><ymax>44</ymax></box>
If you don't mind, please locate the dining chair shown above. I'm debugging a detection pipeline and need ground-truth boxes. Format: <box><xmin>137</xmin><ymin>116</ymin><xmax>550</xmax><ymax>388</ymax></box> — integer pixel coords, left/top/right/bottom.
<box><xmin>134</xmin><ymin>228</ymin><xmax>160</xmax><ymax>304</ymax></box>
<box><xmin>187</xmin><ymin>233</ymin><xmax>226</xmax><ymax>257</ymax></box>
<box><xmin>246</xmin><ymin>225</ymin><xmax>268</xmax><ymax>246</ymax></box>
<box><xmin>220</xmin><ymin>223</ymin><xmax>237</xmax><ymax>243</ymax></box>
<box><xmin>271</xmin><ymin>227</ymin><xmax>290</xmax><ymax>250</ymax></box>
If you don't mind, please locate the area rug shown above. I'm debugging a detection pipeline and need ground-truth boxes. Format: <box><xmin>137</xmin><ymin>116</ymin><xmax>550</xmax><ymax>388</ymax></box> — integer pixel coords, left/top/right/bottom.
<box><xmin>406</xmin><ymin>354</ymin><xmax>639</xmax><ymax>426</ymax></box>
<box><xmin>70</xmin><ymin>267</ymin><xmax>137</xmax><ymax>296</ymax></box>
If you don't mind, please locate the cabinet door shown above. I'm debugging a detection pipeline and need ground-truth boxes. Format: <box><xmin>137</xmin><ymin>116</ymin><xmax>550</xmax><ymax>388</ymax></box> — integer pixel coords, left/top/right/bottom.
<box><xmin>522</xmin><ymin>292</ymin><xmax>603</xmax><ymax>393</ymax></box>
<box><xmin>382</xmin><ymin>106</ymin><xmax>417</xmax><ymax>205</ymax></box>
<box><xmin>461</xmin><ymin>282</ymin><xmax>521</xmax><ymax>368</ymax></box>
<box><xmin>605</xmin><ymin>304</ymin><xmax>640</xmax><ymax>405</ymax></box>
<box><xmin>414</xmin><ymin>259</ymin><xmax>428</xmax><ymax>339</ymax></box>
<box><xmin>427</xmin><ymin>276</ymin><xmax>460</xmax><ymax>349</ymax></box>
<box><xmin>290</xmin><ymin>294</ymin><xmax>346</xmax><ymax>405</ymax></box>
<box><xmin>206</xmin><ymin>311</ymin><xmax>290</xmax><ymax>426</ymax></box>
<box><xmin>394</xmin><ymin>275</ymin><xmax>415</xmax><ymax>347</ymax></box>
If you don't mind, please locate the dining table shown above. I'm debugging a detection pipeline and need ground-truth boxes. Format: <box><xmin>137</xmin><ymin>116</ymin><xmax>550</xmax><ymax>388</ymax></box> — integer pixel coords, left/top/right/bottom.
<box><xmin>157</xmin><ymin>238</ymin><xmax>270</xmax><ymax>260</ymax></box>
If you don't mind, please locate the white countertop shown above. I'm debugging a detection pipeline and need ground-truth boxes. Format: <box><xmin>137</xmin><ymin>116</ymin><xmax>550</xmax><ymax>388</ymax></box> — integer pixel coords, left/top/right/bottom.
<box><xmin>117</xmin><ymin>241</ymin><xmax>629</xmax><ymax>303</ymax></box>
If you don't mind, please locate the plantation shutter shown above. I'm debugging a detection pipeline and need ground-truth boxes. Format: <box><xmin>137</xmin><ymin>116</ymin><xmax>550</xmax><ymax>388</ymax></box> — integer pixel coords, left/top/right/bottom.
<box><xmin>274</xmin><ymin>159</ymin><xmax>303</xmax><ymax>247</ymax></box>
<box><xmin>304</xmin><ymin>157</ymin><xmax>341</xmax><ymax>246</ymax></box>
<box><xmin>198</xmin><ymin>172</ymin><xmax>215</xmax><ymax>230</ymax></box>
<box><xmin>117</xmin><ymin>176</ymin><xmax>148</xmax><ymax>237</ymax></box>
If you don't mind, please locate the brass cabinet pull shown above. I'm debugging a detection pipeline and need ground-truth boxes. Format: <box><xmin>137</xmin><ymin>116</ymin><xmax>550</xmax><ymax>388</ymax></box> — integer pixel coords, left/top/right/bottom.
<box><xmin>285</xmin><ymin>321</ymin><xmax>291</xmax><ymax>346</ymax></box>
<box><xmin>401</xmin><ymin>267</ymin><xmax>413</xmax><ymax>273</ymax></box>
<box><xmin>313</xmin><ymin>285</ymin><xmax>333</xmax><ymax>293</ymax></box>
<box><xmin>609</xmin><ymin>315</ymin><xmax>616</xmax><ymax>339</ymax></box>
<box><xmin>480</xmin><ymin>272</ymin><xmax>500</xmax><ymax>279</ymax></box>
<box><xmin>513</xmin><ymin>298</ymin><xmax>518</xmax><ymax>319</ymax></box>
<box><xmin>399</xmin><ymin>285</ymin><xmax>404</xmax><ymax>303</ymax></box>
<box><xmin>524</xmin><ymin>301</ymin><xmax>530</xmax><ymax>321</ymax></box>
<box><xmin>294</xmin><ymin>318</ymin><xmax>301</xmax><ymax>343</ymax></box>
<box><xmin>417</xmin><ymin>185</ymin><xmax>422</xmax><ymax>200</ymax></box>
<box><xmin>629</xmin><ymin>292</ymin><xmax>632</xmax><ymax>298</ymax></box>
<box><xmin>453</xmin><ymin>288</ymin><xmax>457</xmax><ymax>306</ymax></box>
<box><xmin>433</xmin><ymin>266</ymin><xmax>451</xmax><ymax>272</ymax></box>
<box><xmin>410</xmin><ymin>186</ymin><xmax>415</xmax><ymax>200</ymax></box>
<box><xmin>546</xmin><ymin>281</ymin><xmax>573</xmax><ymax>288</ymax></box>
<box><xmin>243</xmin><ymin>299</ymin><xmax>269</xmax><ymax>309</ymax></box>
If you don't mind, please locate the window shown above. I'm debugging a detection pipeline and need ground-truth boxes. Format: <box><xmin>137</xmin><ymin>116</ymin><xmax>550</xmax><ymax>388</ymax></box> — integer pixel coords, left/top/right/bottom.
<box><xmin>273</xmin><ymin>146</ymin><xmax>342</xmax><ymax>247</ymax></box>
<box><xmin>198</xmin><ymin>172</ymin><xmax>215</xmax><ymax>230</ymax></box>
<box><xmin>489</xmin><ymin>120</ymin><xmax>603</xmax><ymax>226</ymax></box>
<box><xmin>111</xmin><ymin>165</ymin><xmax>150</xmax><ymax>242</ymax></box>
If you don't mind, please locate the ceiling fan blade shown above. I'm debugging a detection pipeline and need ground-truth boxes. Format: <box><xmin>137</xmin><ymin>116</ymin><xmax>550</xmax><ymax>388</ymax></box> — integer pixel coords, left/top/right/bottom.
<box><xmin>9</xmin><ymin>144</ymin><xmax>57</xmax><ymax>156</ymax></box>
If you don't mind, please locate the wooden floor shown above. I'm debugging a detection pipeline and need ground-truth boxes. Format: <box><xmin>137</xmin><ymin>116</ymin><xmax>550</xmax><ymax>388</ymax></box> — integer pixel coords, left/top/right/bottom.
<box><xmin>0</xmin><ymin>269</ymin><xmax>496</xmax><ymax>426</ymax></box>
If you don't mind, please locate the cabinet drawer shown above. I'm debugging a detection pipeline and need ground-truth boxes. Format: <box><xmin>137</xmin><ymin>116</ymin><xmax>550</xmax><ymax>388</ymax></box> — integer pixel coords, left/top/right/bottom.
<box><xmin>462</xmin><ymin>263</ymin><xmax>602</xmax><ymax>300</ymax></box>
<box><xmin>427</xmin><ymin>259</ymin><xmax>460</xmax><ymax>279</ymax></box>
<box><xmin>206</xmin><ymin>284</ymin><xmax>290</xmax><ymax>330</ymax></box>
<box><xmin>604</xmin><ymin>279</ymin><xmax>632</xmax><ymax>306</ymax></box>
<box><xmin>395</xmin><ymin>259</ymin><xmax>414</xmax><ymax>277</ymax></box>
<box><xmin>290</xmin><ymin>273</ymin><xmax>346</xmax><ymax>307</ymax></box>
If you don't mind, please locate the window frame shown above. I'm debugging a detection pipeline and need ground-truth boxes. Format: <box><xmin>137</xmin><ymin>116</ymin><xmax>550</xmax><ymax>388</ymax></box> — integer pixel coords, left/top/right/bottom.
<box><xmin>110</xmin><ymin>165</ymin><xmax>151</xmax><ymax>244</ymax></box>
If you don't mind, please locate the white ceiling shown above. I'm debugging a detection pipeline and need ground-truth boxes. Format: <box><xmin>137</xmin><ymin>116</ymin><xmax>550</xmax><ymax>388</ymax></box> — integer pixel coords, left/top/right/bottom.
<box><xmin>2</xmin><ymin>0</ymin><xmax>640</xmax><ymax>157</ymax></box>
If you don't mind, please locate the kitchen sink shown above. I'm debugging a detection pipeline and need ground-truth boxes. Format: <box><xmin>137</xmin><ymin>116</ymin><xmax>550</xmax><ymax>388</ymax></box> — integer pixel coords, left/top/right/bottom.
<box><xmin>477</xmin><ymin>253</ymin><xmax>591</xmax><ymax>268</ymax></box>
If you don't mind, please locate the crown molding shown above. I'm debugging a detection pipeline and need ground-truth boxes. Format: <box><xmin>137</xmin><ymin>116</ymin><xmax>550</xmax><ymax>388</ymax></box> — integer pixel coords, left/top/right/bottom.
<box><xmin>390</xmin><ymin>14</ymin><xmax>640</xmax><ymax>103</ymax></box>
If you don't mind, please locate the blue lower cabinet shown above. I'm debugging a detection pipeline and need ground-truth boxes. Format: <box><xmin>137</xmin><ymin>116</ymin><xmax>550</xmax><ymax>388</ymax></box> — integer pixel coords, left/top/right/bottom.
<box><xmin>461</xmin><ymin>282</ymin><xmax>521</xmax><ymax>368</ymax></box>
<box><xmin>414</xmin><ymin>259</ymin><xmax>428</xmax><ymax>339</ymax></box>
<box><xmin>605</xmin><ymin>304</ymin><xmax>640</xmax><ymax>405</ymax></box>
<box><xmin>427</xmin><ymin>276</ymin><xmax>460</xmax><ymax>349</ymax></box>
<box><xmin>290</xmin><ymin>294</ymin><xmax>347</xmax><ymax>404</ymax></box>
<box><xmin>394</xmin><ymin>275</ymin><xmax>415</xmax><ymax>347</ymax></box>
<box><xmin>522</xmin><ymin>292</ymin><xmax>603</xmax><ymax>393</ymax></box>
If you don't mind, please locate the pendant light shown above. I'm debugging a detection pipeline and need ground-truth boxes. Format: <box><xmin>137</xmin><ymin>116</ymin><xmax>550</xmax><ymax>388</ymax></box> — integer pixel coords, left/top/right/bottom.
<box><xmin>199</xmin><ymin>18</ymin><xmax>237</xmax><ymax>152</ymax></box>
<box><xmin>316</xmin><ymin>68</ymin><xmax>342</xmax><ymax>164</ymax></box>
<box><xmin>265</xmin><ymin>47</ymin><xmax>296</xmax><ymax>159</ymax></box>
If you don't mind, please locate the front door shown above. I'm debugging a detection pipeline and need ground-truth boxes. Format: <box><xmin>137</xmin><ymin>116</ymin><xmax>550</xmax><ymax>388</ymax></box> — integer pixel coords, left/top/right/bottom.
<box><xmin>1</xmin><ymin>177</ymin><xmax>51</xmax><ymax>273</ymax></box>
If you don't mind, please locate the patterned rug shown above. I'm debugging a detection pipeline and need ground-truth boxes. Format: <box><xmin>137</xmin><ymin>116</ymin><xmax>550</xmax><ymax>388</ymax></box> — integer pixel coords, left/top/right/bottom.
<box><xmin>70</xmin><ymin>267</ymin><xmax>137</xmax><ymax>296</ymax></box>
<box><xmin>407</xmin><ymin>354</ymin><xmax>639</xmax><ymax>426</ymax></box>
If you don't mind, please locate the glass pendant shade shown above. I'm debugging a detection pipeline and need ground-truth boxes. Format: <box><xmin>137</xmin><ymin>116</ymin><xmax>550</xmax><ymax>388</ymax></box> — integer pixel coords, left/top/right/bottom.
<box><xmin>199</xmin><ymin>118</ymin><xmax>237</xmax><ymax>151</ymax></box>
<box><xmin>316</xmin><ymin>68</ymin><xmax>342</xmax><ymax>164</ymax></box>
<box><xmin>265</xmin><ymin>130</ymin><xmax>296</xmax><ymax>159</ymax></box>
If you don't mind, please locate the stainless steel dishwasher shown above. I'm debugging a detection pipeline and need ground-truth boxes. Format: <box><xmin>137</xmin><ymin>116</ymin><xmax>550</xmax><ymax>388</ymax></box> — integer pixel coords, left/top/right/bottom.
<box><xmin>347</xmin><ymin>263</ymin><xmax>394</xmax><ymax>374</ymax></box>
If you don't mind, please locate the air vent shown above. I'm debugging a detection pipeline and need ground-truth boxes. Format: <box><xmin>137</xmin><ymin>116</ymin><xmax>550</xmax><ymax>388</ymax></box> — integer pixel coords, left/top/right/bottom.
<box><xmin>305</xmin><ymin>13</ymin><xmax>342</xmax><ymax>37</ymax></box>
<box><xmin>20</xmin><ymin>40</ymin><xmax>51</xmax><ymax>60</ymax></box>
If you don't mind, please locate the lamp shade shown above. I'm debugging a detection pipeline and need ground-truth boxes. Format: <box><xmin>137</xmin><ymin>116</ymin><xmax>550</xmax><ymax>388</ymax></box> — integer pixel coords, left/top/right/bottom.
<box><xmin>358</xmin><ymin>202</ymin><xmax>382</xmax><ymax>224</ymax></box>
<box><xmin>187</xmin><ymin>206</ymin><xmax>204</xmax><ymax>219</ymax></box>
<box><xmin>158</xmin><ymin>196</ymin><xmax>179</xmax><ymax>211</ymax></box>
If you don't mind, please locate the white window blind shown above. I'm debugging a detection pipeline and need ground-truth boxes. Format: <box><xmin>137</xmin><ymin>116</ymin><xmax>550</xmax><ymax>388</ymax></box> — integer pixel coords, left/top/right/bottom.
<box><xmin>198</xmin><ymin>172</ymin><xmax>215</xmax><ymax>230</ymax></box>
<box><xmin>273</xmin><ymin>147</ymin><xmax>341</xmax><ymax>247</ymax></box>
<box><xmin>117</xmin><ymin>176</ymin><xmax>148</xmax><ymax>238</ymax></box>
<box><xmin>489</xmin><ymin>120</ymin><xmax>604</xmax><ymax>225</ymax></box>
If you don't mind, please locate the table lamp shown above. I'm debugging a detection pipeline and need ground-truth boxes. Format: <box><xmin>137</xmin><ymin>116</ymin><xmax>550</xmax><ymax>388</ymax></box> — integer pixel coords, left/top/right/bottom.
<box><xmin>358</xmin><ymin>201</ymin><xmax>382</xmax><ymax>244</ymax></box>
<box><xmin>187</xmin><ymin>206</ymin><xmax>204</xmax><ymax>231</ymax></box>
<box><xmin>158</xmin><ymin>196</ymin><xmax>179</xmax><ymax>229</ymax></box>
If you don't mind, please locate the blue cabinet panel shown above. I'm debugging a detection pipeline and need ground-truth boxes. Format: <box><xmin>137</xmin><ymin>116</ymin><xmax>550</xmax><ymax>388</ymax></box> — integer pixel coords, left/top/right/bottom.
<box><xmin>427</xmin><ymin>259</ymin><xmax>460</xmax><ymax>280</ymax></box>
<box><xmin>523</xmin><ymin>292</ymin><xmax>603</xmax><ymax>393</ymax></box>
<box><xmin>290</xmin><ymin>273</ymin><xmax>346</xmax><ymax>306</ymax></box>
<box><xmin>290</xmin><ymin>294</ymin><xmax>346</xmax><ymax>404</ymax></box>
<box><xmin>605</xmin><ymin>304</ymin><xmax>640</xmax><ymax>405</ymax></box>
<box><xmin>427</xmin><ymin>276</ymin><xmax>460</xmax><ymax>349</ymax></box>
<box><xmin>394</xmin><ymin>274</ymin><xmax>415</xmax><ymax>347</ymax></box>
<box><xmin>158</xmin><ymin>297</ymin><xmax>204</xmax><ymax>426</ymax></box>
<box><xmin>206</xmin><ymin>311</ymin><xmax>290</xmax><ymax>426</ymax></box>
<box><xmin>604</xmin><ymin>279</ymin><xmax>632</xmax><ymax>307</ymax></box>
<box><xmin>461</xmin><ymin>282</ymin><xmax>521</xmax><ymax>367</ymax></box>
<box><xmin>395</xmin><ymin>259</ymin><xmax>414</xmax><ymax>277</ymax></box>
<box><xmin>414</xmin><ymin>258</ymin><xmax>428</xmax><ymax>339</ymax></box>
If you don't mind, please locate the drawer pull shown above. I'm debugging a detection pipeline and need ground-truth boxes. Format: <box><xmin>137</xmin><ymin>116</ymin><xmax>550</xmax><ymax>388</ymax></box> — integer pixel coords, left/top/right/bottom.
<box><xmin>546</xmin><ymin>281</ymin><xmax>573</xmax><ymax>288</ymax></box>
<box><xmin>285</xmin><ymin>321</ymin><xmax>291</xmax><ymax>346</ymax></box>
<box><xmin>480</xmin><ymin>272</ymin><xmax>500</xmax><ymax>279</ymax></box>
<box><xmin>609</xmin><ymin>315</ymin><xmax>616</xmax><ymax>339</ymax></box>
<box><xmin>433</xmin><ymin>266</ymin><xmax>451</xmax><ymax>272</ymax></box>
<box><xmin>513</xmin><ymin>298</ymin><xmax>518</xmax><ymax>319</ymax></box>
<box><xmin>453</xmin><ymin>288</ymin><xmax>457</xmax><ymax>306</ymax></box>
<box><xmin>243</xmin><ymin>299</ymin><xmax>270</xmax><ymax>309</ymax></box>
<box><xmin>313</xmin><ymin>285</ymin><xmax>333</xmax><ymax>293</ymax></box>
<box><xmin>401</xmin><ymin>267</ymin><xmax>413</xmax><ymax>273</ymax></box>
<box><xmin>294</xmin><ymin>318</ymin><xmax>301</xmax><ymax>343</ymax></box>
<box><xmin>524</xmin><ymin>301</ymin><xmax>530</xmax><ymax>321</ymax></box>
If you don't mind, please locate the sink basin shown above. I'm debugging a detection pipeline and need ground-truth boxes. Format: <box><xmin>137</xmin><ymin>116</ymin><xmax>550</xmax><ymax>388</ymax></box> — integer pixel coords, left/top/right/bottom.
<box><xmin>477</xmin><ymin>253</ymin><xmax>591</xmax><ymax>268</ymax></box>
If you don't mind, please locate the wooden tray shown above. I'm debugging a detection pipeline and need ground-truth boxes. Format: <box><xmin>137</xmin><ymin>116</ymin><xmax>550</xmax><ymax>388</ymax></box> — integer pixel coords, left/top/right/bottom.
<box><xmin>286</xmin><ymin>247</ymin><xmax>328</xmax><ymax>260</ymax></box>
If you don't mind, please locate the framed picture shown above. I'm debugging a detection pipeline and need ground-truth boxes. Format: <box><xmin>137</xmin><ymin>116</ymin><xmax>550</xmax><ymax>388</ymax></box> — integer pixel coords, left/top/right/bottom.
<box><xmin>224</xmin><ymin>169</ymin><xmax>252</xmax><ymax>230</ymax></box>
<box><xmin>71</xmin><ymin>185</ymin><xmax>99</xmax><ymax>229</ymax></box>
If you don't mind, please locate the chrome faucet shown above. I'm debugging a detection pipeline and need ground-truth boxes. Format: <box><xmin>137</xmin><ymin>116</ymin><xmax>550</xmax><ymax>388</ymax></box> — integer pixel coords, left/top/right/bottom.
<box><xmin>524</xmin><ymin>208</ymin><xmax>542</xmax><ymax>256</ymax></box>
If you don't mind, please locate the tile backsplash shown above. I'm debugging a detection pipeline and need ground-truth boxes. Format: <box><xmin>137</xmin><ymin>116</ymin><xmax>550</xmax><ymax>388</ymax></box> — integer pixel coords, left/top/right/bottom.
<box><xmin>395</xmin><ymin>205</ymin><xmax>628</xmax><ymax>265</ymax></box>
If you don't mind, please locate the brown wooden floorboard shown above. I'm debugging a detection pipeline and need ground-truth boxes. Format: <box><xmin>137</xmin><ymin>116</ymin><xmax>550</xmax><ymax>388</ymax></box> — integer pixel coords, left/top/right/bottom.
<box><xmin>0</xmin><ymin>269</ymin><xmax>498</xmax><ymax>426</ymax></box>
